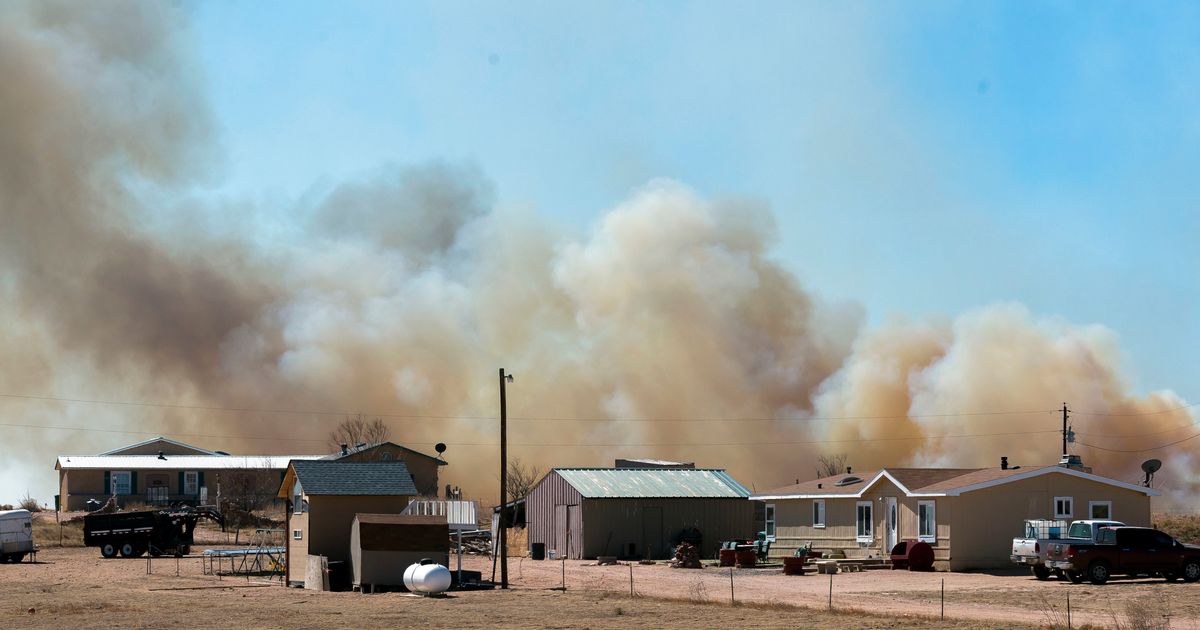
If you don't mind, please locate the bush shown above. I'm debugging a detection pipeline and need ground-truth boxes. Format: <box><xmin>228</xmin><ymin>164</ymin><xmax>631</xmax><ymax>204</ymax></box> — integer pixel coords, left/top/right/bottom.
<box><xmin>0</xmin><ymin>504</ymin><xmax>13</xmax><ymax>511</ymax></box>
<box><xmin>1153</xmin><ymin>513</ymin><xmax>1200</xmax><ymax>544</ymax></box>
<box><xmin>19</xmin><ymin>492</ymin><xmax>41</xmax><ymax>512</ymax></box>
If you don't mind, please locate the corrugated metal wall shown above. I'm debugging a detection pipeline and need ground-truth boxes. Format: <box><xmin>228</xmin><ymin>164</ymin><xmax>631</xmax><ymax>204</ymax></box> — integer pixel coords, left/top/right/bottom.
<box><xmin>582</xmin><ymin>498</ymin><xmax>754</xmax><ymax>559</ymax></box>
<box><xmin>526</xmin><ymin>471</ymin><xmax>583</xmax><ymax>558</ymax></box>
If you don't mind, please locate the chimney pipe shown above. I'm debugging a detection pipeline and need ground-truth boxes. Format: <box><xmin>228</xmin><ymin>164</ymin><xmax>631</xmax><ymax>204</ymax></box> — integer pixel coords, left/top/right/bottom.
<box><xmin>846</xmin><ymin>466</ymin><xmax>852</xmax><ymax>475</ymax></box>
<box><xmin>340</xmin><ymin>443</ymin><xmax>348</xmax><ymax>456</ymax></box>
<box><xmin>1001</xmin><ymin>456</ymin><xmax>1008</xmax><ymax>470</ymax></box>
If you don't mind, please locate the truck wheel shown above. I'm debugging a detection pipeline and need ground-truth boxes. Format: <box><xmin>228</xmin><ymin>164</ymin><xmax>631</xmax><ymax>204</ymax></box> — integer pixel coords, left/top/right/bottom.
<box><xmin>101</xmin><ymin>543</ymin><xmax>118</xmax><ymax>558</ymax></box>
<box><xmin>1182</xmin><ymin>560</ymin><xmax>1200</xmax><ymax>583</ymax></box>
<box><xmin>120</xmin><ymin>543</ymin><xmax>138</xmax><ymax>558</ymax></box>
<box><xmin>1088</xmin><ymin>561</ymin><xmax>1110</xmax><ymax>585</ymax></box>
<box><xmin>178</xmin><ymin>544</ymin><xmax>191</xmax><ymax>556</ymax></box>
<box><xmin>1032</xmin><ymin>565</ymin><xmax>1051</xmax><ymax>580</ymax></box>
<box><xmin>1066</xmin><ymin>571</ymin><xmax>1085</xmax><ymax>584</ymax></box>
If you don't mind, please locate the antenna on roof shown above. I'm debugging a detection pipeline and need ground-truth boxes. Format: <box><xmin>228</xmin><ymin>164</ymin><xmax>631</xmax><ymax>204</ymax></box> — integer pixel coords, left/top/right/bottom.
<box><xmin>1141</xmin><ymin>459</ymin><xmax>1162</xmax><ymax>487</ymax></box>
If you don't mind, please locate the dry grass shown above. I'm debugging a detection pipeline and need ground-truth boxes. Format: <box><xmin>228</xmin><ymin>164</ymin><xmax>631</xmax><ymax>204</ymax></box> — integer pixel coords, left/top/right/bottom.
<box><xmin>1154</xmin><ymin>513</ymin><xmax>1200</xmax><ymax>544</ymax></box>
<box><xmin>31</xmin><ymin>515</ymin><xmax>83</xmax><ymax>547</ymax></box>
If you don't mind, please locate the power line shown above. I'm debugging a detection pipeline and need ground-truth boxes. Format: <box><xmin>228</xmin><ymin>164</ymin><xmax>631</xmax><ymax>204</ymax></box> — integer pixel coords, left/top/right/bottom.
<box><xmin>0</xmin><ymin>419</ymin><xmax>1058</xmax><ymax>447</ymax></box>
<box><xmin>1077</xmin><ymin>421</ymin><xmax>1200</xmax><ymax>440</ymax></box>
<box><xmin>1078</xmin><ymin>431</ymin><xmax>1200</xmax><ymax>453</ymax></box>
<box><xmin>0</xmin><ymin>392</ymin><xmax>1058</xmax><ymax>423</ymax></box>
<box><xmin>1072</xmin><ymin>401</ymin><xmax>1200</xmax><ymax>417</ymax></box>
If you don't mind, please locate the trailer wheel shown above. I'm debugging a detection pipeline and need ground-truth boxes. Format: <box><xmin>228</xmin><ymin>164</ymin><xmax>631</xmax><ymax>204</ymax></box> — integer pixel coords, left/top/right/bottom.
<box><xmin>120</xmin><ymin>543</ymin><xmax>139</xmax><ymax>558</ymax></box>
<box><xmin>1032</xmin><ymin>565</ymin><xmax>1051</xmax><ymax>580</ymax></box>
<box><xmin>101</xmin><ymin>543</ymin><xmax>118</xmax><ymax>558</ymax></box>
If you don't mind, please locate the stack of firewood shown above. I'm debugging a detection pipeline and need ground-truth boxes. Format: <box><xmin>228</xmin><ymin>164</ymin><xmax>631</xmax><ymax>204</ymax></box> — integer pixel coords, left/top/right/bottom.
<box><xmin>669</xmin><ymin>541</ymin><xmax>702</xmax><ymax>569</ymax></box>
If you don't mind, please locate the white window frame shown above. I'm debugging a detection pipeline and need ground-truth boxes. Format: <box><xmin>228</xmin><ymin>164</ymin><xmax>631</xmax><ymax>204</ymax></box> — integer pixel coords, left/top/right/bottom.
<box><xmin>764</xmin><ymin>503</ymin><xmax>776</xmax><ymax>541</ymax></box>
<box><xmin>111</xmin><ymin>471</ymin><xmax>131</xmax><ymax>496</ymax></box>
<box><xmin>1088</xmin><ymin>500</ymin><xmax>1113</xmax><ymax>520</ymax></box>
<box><xmin>183</xmin><ymin>471</ymin><xmax>199</xmax><ymax>496</ymax></box>
<box><xmin>918</xmin><ymin>500</ymin><xmax>936</xmax><ymax>543</ymax></box>
<box><xmin>813</xmin><ymin>499</ymin><xmax>826</xmax><ymax>529</ymax></box>
<box><xmin>1054</xmin><ymin>496</ymin><xmax>1074</xmax><ymax>519</ymax></box>
<box><xmin>856</xmin><ymin>501</ymin><xmax>873</xmax><ymax>542</ymax></box>
<box><xmin>292</xmin><ymin>529</ymin><xmax>303</xmax><ymax>540</ymax></box>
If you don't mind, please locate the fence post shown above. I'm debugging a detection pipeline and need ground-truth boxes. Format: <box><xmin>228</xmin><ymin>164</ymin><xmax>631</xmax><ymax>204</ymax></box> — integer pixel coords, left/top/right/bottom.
<box><xmin>629</xmin><ymin>564</ymin><xmax>634</xmax><ymax>596</ymax></box>
<box><xmin>940</xmin><ymin>578</ymin><xmax>944</xmax><ymax>619</ymax></box>
<box><xmin>828</xmin><ymin>570</ymin><xmax>833</xmax><ymax>610</ymax></box>
<box><xmin>1067</xmin><ymin>592</ymin><xmax>1071</xmax><ymax>630</ymax></box>
<box><xmin>729</xmin><ymin>567</ymin><xmax>735</xmax><ymax>604</ymax></box>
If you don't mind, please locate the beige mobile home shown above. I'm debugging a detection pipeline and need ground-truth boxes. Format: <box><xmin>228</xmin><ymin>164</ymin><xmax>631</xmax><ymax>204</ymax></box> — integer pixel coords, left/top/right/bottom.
<box><xmin>751</xmin><ymin>460</ymin><xmax>1157</xmax><ymax>570</ymax></box>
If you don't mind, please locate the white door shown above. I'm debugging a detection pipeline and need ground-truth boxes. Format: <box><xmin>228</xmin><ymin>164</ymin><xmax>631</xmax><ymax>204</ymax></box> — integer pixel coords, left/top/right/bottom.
<box><xmin>885</xmin><ymin>497</ymin><xmax>898</xmax><ymax>552</ymax></box>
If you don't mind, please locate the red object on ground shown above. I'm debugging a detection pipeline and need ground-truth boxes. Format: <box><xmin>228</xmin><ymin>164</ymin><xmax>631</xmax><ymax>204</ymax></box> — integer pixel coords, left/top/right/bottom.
<box><xmin>718</xmin><ymin>549</ymin><xmax>736</xmax><ymax>567</ymax></box>
<box><xmin>782</xmin><ymin>556</ymin><xmax>806</xmax><ymax>575</ymax></box>
<box><xmin>734</xmin><ymin>549</ymin><xmax>757</xmax><ymax>568</ymax></box>
<box><xmin>890</xmin><ymin>540</ymin><xmax>935</xmax><ymax>571</ymax></box>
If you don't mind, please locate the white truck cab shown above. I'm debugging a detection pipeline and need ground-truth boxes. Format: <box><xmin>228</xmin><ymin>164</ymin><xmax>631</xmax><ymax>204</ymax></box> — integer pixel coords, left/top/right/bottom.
<box><xmin>0</xmin><ymin>509</ymin><xmax>35</xmax><ymax>563</ymax></box>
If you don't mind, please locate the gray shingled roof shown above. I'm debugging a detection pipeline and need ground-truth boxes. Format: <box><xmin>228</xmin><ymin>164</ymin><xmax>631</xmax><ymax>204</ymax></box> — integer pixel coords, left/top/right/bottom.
<box><xmin>292</xmin><ymin>460</ymin><xmax>417</xmax><ymax>496</ymax></box>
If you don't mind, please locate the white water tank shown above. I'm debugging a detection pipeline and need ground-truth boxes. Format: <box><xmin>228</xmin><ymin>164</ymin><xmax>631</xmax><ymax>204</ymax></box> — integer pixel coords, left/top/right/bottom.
<box><xmin>403</xmin><ymin>561</ymin><xmax>452</xmax><ymax>594</ymax></box>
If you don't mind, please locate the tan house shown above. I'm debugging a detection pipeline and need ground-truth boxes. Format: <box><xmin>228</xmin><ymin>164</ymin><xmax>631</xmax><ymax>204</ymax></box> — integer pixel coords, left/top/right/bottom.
<box><xmin>54</xmin><ymin>437</ymin><xmax>322</xmax><ymax>511</ymax></box>
<box><xmin>750</xmin><ymin>460</ymin><xmax>1159</xmax><ymax>570</ymax></box>
<box><xmin>279</xmin><ymin>460</ymin><xmax>418</xmax><ymax>588</ymax></box>
<box><xmin>325</xmin><ymin>442</ymin><xmax>446</xmax><ymax>497</ymax></box>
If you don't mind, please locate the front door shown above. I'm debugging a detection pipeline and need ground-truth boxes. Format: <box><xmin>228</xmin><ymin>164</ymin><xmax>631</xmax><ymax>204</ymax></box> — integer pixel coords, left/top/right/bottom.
<box><xmin>885</xmin><ymin>497</ymin><xmax>898</xmax><ymax>553</ymax></box>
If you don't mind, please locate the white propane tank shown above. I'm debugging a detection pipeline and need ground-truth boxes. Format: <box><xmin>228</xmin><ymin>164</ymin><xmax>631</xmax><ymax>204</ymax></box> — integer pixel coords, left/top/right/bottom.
<box><xmin>403</xmin><ymin>561</ymin><xmax>452</xmax><ymax>595</ymax></box>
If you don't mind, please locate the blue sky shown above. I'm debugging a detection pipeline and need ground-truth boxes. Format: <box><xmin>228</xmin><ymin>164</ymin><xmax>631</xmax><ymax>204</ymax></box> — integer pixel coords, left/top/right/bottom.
<box><xmin>189</xmin><ymin>0</ymin><xmax>1199</xmax><ymax>397</ymax></box>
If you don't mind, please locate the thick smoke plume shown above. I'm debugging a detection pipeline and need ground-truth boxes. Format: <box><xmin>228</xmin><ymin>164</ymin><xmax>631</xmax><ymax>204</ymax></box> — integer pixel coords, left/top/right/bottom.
<box><xmin>0</xmin><ymin>1</ymin><xmax>1194</xmax><ymax>506</ymax></box>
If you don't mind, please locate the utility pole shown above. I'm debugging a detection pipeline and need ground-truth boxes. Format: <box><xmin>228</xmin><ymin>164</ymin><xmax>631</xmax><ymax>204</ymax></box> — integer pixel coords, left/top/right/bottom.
<box><xmin>1061</xmin><ymin>402</ymin><xmax>1070</xmax><ymax>459</ymax></box>
<box><xmin>499</xmin><ymin>368</ymin><xmax>512</xmax><ymax>589</ymax></box>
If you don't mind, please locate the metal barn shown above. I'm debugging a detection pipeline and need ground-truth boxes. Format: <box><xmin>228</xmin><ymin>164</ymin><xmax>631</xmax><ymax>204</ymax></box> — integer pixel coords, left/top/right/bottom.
<box><xmin>348</xmin><ymin>513</ymin><xmax>448</xmax><ymax>592</ymax></box>
<box><xmin>525</xmin><ymin>468</ymin><xmax>753</xmax><ymax>560</ymax></box>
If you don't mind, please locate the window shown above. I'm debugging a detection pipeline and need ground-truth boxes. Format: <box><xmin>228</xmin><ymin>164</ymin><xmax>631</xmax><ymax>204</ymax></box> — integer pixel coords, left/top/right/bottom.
<box><xmin>1089</xmin><ymin>501</ymin><xmax>1112</xmax><ymax>520</ymax></box>
<box><xmin>856</xmin><ymin>501</ymin><xmax>873</xmax><ymax>542</ymax></box>
<box><xmin>1054</xmin><ymin>496</ymin><xmax>1073</xmax><ymax>519</ymax></box>
<box><xmin>764</xmin><ymin>504</ymin><xmax>776</xmax><ymax>540</ymax></box>
<box><xmin>183</xmin><ymin>471</ymin><xmax>199</xmax><ymax>496</ymax></box>
<box><xmin>110</xmin><ymin>471</ymin><xmax>131</xmax><ymax>495</ymax></box>
<box><xmin>813</xmin><ymin>499</ymin><xmax>826</xmax><ymax>528</ymax></box>
<box><xmin>918</xmin><ymin>500</ymin><xmax>936</xmax><ymax>543</ymax></box>
<box><xmin>293</xmin><ymin>529</ymin><xmax>303</xmax><ymax>540</ymax></box>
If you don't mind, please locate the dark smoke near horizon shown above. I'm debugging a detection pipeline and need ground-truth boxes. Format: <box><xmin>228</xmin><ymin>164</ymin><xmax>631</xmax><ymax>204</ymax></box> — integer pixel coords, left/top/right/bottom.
<box><xmin>0</xmin><ymin>1</ymin><xmax>1195</xmax><ymax>506</ymax></box>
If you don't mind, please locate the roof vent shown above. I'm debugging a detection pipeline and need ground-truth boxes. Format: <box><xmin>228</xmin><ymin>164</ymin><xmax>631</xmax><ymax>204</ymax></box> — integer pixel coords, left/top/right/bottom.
<box><xmin>834</xmin><ymin>475</ymin><xmax>863</xmax><ymax>487</ymax></box>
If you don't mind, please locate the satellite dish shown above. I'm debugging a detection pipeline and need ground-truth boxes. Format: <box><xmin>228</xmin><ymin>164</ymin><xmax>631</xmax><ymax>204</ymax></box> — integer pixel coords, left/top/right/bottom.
<box><xmin>435</xmin><ymin>443</ymin><xmax>447</xmax><ymax>454</ymax></box>
<box><xmin>1141</xmin><ymin>459</ymin><xmax>1162</xmax><ymax>487</ymax></box>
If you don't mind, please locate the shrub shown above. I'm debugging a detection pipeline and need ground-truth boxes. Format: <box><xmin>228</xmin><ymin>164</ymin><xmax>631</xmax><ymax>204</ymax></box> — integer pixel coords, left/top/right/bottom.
<box><xmin>1153</xmin><ymin>513</ymin><xmax>1200</xmax><ymax>544</ymax></box>
<box><xmin>19</xmin><ymin>492</ymin><xmax>41</xmax><ymax>512</ymax></box>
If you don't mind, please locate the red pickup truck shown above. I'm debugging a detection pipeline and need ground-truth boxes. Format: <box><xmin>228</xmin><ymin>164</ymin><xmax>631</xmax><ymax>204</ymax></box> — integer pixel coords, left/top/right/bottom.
<box><xmin>1046</xmin><ymin>526</ymin><xmax>1200</xmax><ymax>585</ymax></box>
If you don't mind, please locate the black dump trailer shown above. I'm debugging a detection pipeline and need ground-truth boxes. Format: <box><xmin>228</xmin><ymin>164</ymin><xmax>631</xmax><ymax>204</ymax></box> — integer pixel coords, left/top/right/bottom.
<box><xmin>84</xmin><ymin>506</ymin><xmax>224</xmax><ymax>558</ymax></box>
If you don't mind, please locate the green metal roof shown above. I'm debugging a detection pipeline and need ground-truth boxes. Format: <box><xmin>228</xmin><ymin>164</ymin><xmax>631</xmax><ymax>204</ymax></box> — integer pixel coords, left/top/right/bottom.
<box><xmin>554</xmin><ymin>468</ymin><xmax>750</xmax><ymax>499</ymax></box>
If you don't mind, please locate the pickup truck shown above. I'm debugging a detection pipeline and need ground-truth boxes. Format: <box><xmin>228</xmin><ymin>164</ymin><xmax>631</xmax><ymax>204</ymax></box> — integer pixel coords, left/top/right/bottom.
<box><xmin>1011</xmin><ymin>519</ymin><xmax>1124</xmax><ymax>579</ymax></box>
<box><xmin>1046</xmin><ymin>526</ymin><xmax>1200</xmax><ymax>584</ymax></box>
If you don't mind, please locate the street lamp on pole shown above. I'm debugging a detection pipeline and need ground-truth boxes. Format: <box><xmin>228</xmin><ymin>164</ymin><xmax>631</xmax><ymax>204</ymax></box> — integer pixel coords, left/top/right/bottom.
<box><xmin>499</xmin><ymin>368</ymin><xmax>513</xmax><ymax>589</ymax></box>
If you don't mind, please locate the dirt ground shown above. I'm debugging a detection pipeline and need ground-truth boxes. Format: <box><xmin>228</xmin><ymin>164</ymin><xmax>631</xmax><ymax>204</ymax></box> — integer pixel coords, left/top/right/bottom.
<box><xmin>3</xmin><ymin>547</ymin><xmax>1199</xmax><ymax>629</ymax></box>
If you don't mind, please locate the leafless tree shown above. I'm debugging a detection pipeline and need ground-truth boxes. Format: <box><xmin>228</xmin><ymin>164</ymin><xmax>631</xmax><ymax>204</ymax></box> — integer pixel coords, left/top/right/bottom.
<box><xmin>505</xmin><ymin>458</ymin><xmax>546</xmax><ymax>501</ymax></box>
<box><xmin>327</xmin><ymin>414</ymin><xmax>392</xmax><ymax>451</ymax></box>
<box><xmin>220</xmin><ymin>458</ymin><xmax>280</xmax><ymax>514</ymax></box>
<box><xmin>816</xmin><ymin>453</ymin><xmax>850</xmax><ymax>478</ymax></box>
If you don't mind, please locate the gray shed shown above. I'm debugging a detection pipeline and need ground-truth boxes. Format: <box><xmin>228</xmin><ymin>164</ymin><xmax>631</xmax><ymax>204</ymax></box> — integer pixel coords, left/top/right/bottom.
<box><xmin>348</xmin><ymin>513</ymin><xmax>448</xmax><ymax>592</ymax></box>
<box><xmin>526</xmin><ymin>468</ymin><xmax>753</xmax><ymax>560</ymax></box>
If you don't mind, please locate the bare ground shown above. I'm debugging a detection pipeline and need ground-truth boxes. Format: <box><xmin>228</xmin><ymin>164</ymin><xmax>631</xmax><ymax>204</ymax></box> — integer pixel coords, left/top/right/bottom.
<box><xmin>3</xmin><ymin>546</ymin><xmax>1198</xmax><ymax>629</ymax></box>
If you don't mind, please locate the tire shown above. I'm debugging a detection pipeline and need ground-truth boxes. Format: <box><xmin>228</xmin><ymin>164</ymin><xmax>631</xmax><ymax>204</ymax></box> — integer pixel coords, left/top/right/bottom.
<box><xmin>1088</xmin><ymin>561</ymin><xmax>1110</xmax><ymax>585</ymax></box>
<box><xmin>0</xmin><ymin>554</ymin><xmax>9</xmax><ymax>563</ymax></box>
<box><xmin>178</xmin><ymin>544</ymin><xmax>191</xmax><ymax>556</ymax></box>
<box><xmin>1182</xmin><ymin>560</ymin><xmax>1200</xmax><ymax>583</ymax></box>
<box><xmin>101</xmin><ymin>543</ymin><xmax>118</xmax><ymax>559</ymax></box>
<box><xmin>1032</xmin><ymin>565</ymin><xmax>1051</xmax><ymax>580</ymax></box>
<box><xmin>119</xmin><ymin>542</ymin><xmax>138</xmax><ymax>558</ymax></box>
<box><xmin>1065</xmin><ymin>570</ymin><xmax>1085</xmax><ymax>584</ymax></box>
